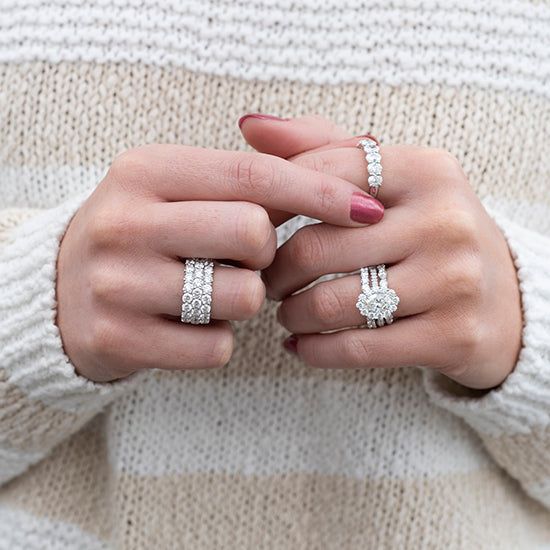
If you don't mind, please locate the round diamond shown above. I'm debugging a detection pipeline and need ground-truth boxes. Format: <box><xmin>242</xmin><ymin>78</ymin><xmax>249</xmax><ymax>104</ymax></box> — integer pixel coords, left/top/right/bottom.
<box><xmin>368</xmin><ymin>162</ymin><xmax>382</xmax><ymax>176</ymax></box>
<box><xmin>366</xmin><ymin>152</ymin><xmax>381</xmax><ymax>163</ymax></box>
<box><xmin>356</xmin><ymin>289</ymin><xmax>399</xmax><ymax>320</ymax></box>
<box><xmin>368</xmin><ymin>175</ymin><xmax>382</xmax><ymax>186</ymax></box>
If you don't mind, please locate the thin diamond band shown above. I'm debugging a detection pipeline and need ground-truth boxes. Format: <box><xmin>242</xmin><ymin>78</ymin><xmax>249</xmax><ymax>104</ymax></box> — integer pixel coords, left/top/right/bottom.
<box><xmin>356</xmin><ymin>136</ymin><xmax>383</xmax><ymax>198</ymax></box>
<box><xmin>356</xmin><ymin>264</ymin><xmax>399</xmax><ymax>329</ymax></box>
<box><xmin>181</xmin><ymin>258</ymin><xmax>214</xmax><ymax>324</ymax></box>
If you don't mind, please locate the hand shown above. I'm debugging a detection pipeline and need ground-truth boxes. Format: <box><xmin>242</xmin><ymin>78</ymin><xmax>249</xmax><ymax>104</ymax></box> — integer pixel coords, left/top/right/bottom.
<box><xmin>56</xmin><ymin>143</ymin><xmax>384</xmax><ymax>382</ymax></box>
<box><xmin>240</xmin><ymin>116</ymin><xmax>523</xmax><ymax>390</ymax></box>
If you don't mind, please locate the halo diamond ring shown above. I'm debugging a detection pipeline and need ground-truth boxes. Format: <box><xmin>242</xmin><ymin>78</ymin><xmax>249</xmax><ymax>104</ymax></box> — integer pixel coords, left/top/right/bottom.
<box><xmin>356</xmin><ymin>264</ymin><xmax>399</xmax><ymax>329</ymax></box>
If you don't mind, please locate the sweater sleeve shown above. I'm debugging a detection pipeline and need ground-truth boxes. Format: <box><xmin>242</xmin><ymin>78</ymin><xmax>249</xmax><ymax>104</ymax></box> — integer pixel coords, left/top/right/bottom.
<box><xmin>0</xmin><ymin>192</ymin><xmax>142</xmax><ymax>485</ymax></box>
<box><xmin>423</xmin><ymin>206</ymin><xmax>550</xmax><ymax>509</ymax></box>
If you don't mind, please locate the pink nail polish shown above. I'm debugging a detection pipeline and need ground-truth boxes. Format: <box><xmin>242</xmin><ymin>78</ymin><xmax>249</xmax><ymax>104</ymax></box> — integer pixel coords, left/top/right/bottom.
<box><xmin>283</xmin><ymin>335</ymin><xmax>298</xmax><ymax>354</ymax></box>
<box><xmin>350</xmin><ymin>192</ymin><xmax>384</xmax><ymax>224</ymax></box>
<box><xmin>238</xmin><ymin>113</ymin><xmax>290</xmax><ymax>129</ymax></box>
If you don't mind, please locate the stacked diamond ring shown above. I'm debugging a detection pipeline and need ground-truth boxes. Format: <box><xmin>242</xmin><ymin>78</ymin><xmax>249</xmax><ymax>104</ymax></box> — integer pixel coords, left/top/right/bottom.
<box><xmin>356</xmin><ymin>136</ymin><xmax>383</xmax><ymax>198</ymax></box>
<box><xmin>356</xmin><ymin>264</ymin><xmax>399</xmax><ymax>329</ymax></box>
<box><xmin>181</xmin><ymin>258</ymin><xmax>214</xmax><ymax>324</ymax></box>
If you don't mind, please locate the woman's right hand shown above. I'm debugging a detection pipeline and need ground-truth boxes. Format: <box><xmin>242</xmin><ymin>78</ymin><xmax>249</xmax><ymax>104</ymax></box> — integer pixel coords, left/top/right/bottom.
<box><xmin>55</xmin><ymin>144</ymin><xmax>384</xmax><ymax>382</ymax></box>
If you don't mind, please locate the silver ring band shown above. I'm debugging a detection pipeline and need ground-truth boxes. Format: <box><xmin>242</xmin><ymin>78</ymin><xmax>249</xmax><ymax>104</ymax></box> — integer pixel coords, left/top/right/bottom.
<box><xmin>356</xmin><ymin>137</ymin><xmax>383</xmax><ymax>198</ymax></box>
<box><xmin>181</xmin><ymin>258</ymin><xmax>214</xmax><ymax>324</ymax></box>
<box><xmin>356</xmin><ymin>264</ymin><xmax>399</xmax><ymax>329</ymax></box>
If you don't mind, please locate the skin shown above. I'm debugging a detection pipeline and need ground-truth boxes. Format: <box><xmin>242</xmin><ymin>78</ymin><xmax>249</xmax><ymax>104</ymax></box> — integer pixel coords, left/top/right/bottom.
<box><xmin>56</xmin><ymin>115</ymin><xmax>523</xmax><ymax>390</ymax></box>
<box><xmin>55</xmin><ymin>141</ymin><xmax>383</xmax><ymax>382</ymax></box>
<box><xmin>240</xmin><ymin>116</ymin><xmax>523</xmax><ymax>390</ymax></box>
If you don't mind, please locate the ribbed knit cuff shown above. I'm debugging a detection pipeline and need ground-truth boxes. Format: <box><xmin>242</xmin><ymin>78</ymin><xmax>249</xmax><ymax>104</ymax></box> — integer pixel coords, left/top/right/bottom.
<box><xmin>424</xmin><ymin>210</ymin><xmax>550</xmax><ymax>437</ymax></box>
<box><xmin>0</xmin><ymin>191</ymin><xmax>142</xmax><ymax>414</ymax></box>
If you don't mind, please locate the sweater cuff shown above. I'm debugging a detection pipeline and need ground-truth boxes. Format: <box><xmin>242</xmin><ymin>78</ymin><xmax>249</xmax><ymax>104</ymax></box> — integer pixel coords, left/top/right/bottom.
<box><xmin>424</xmin><ymin>209</ymin><xmax>550</xmax><ymax>437</ymax></box>
<box><xmin>0</xmin><ymin>191</ymin><xmax>142</xmax><ymax>414</ymax></box>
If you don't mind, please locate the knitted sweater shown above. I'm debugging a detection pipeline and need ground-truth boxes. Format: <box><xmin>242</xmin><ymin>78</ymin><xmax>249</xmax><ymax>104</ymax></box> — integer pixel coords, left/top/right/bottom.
<box><xmin>1</xmin><ymin>1</ymin><xmax>550</xmax><ymax>548</ymax></box>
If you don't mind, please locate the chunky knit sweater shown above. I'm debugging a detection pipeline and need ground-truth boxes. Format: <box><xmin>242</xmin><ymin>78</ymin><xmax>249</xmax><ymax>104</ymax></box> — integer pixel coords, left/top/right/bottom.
<box><xmin>1</xmin><ymin>1</ymin><xmax>550</xmax><ymax>548</ymax></box>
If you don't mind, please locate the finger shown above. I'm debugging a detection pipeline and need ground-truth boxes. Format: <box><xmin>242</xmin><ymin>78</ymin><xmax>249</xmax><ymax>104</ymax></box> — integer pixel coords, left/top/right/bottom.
<box><xmin>151</xmin><ymin>262</ymin><xmax>265</xmax><ymax>321</ymax></box>
<box><xmin>285</xmin><ymin>316</ymin><xmax>440</xmax><ymax>369</ymax></box>
<box><xmin>112</xmin><ymin>145</ymin><xmax>384</xmax><ymax>228</ymax></box>
<box><xmin>142</xmin><ymin>201</ymin><xmax>277</xmax><ymax>270</ymax></box>
<box><xmin>277</xmin><ymin>262</ymin><xmax>428</xmax><ymax>334</ymax></box>
<box><xmin>118</xmin><ymin>316</ymin><xmax>235</xmax><ymax>371</ymax></box>
<box><xmin>291</xmin><ymin>143</ymin><xmax>411</xmax><ymax>207</ymax></box>
<box><xmin>238</xmin><ymin>114</ymin><xmax>351</xmax><ymax>157</ymax></box>
<box><xmin>263</xmin><ymin>209</ymin><xmax>414</xmax><ymax>300</ymax></box>
<box><xmin>239</xmin><ymin>115</ymin><xmax>367</xmax><ymax>227</ymax></box>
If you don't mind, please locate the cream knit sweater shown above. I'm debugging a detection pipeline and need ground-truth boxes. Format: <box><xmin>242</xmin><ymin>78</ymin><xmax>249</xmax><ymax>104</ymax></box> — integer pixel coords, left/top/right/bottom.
<box><xmin>1</xmin><ymin>1</ymin><xmax>550</xmax><ymax>548</ymax></box>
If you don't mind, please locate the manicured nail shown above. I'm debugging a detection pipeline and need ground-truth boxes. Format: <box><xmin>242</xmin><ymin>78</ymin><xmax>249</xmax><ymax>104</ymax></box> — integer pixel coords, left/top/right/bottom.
<box><xmin>238</xmin><ymin>113</ymin><xmax>290</xmax><ymax>129</ymax></box>
<box><xmin>283</xmin><ymin>335</ymin><xmax>298</xmax><ymax>354</ymax></box>
<box><xmin>350</xmin><ymin>192</ymin><xmax>384</xmax><ymax>224</ymax></box>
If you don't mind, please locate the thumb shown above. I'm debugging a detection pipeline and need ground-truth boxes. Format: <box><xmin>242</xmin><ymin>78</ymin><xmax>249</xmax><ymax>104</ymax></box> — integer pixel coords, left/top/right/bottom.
<box><xmin>238</xmin><ymin>114</ymin><xmax>352</xmax><ymax>158</ymax></box>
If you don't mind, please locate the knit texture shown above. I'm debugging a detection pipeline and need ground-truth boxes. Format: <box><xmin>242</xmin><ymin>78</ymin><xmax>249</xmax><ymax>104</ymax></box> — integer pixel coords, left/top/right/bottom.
<box><xmin>1</xmin><ymin>1</ymin><xmax>550</xmax><ymax>548</ymax></box>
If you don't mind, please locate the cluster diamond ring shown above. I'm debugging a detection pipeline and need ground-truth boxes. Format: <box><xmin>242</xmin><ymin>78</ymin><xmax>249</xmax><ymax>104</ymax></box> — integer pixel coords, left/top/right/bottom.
<box><xmin>356</xmin><ymin>136</ymin><xmax>383</xmax><ymax>198</ymax></box>
<box><xmin>356</xmin><ymin>264</ymin><xmax>399</xmax><ymax>329</ymax></box>
<box><xmin>181</xmin><ymin>258</ymin><xmax>214</xmax><ymax>324</ymax></box>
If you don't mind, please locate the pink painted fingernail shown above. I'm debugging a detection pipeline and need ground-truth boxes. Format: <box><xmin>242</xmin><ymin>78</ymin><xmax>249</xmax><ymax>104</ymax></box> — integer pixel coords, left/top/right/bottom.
<box><xmin>238</xmin><ymin>113</ymin><xmax>290</xmax><ymax>129</ymax></box>
<box><xmin>350</xmin><ymin>192</ymin><xmax>384</xmax><ymax>224</ymax></box>
<box><xmin>283</xmin><ymin>335</ymin><xmax>298</xmax><ymax>354</ymax></box>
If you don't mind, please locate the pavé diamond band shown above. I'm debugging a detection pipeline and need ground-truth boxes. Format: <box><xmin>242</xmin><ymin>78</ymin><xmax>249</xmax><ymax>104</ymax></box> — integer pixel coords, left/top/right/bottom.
<box><xmin>356</xmin><ymin>136</ymin><xmax>383</xmax><ymax>198</ymax></box>
<box><xmin>356</xmin><ymin>264</ymin><xmax>399</xmax><ymax>329</ymax></box>
<box><xmin>181</xmin><ymin>258</ymin><xmax>214</xmax><ymax>325</ymax></box>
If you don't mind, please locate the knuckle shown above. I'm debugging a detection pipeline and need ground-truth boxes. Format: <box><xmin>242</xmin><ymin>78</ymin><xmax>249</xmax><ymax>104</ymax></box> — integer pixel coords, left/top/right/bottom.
<box><xmin>290</xmin><ymin>227</ymin><xmax>326</xmax><ymax>273</ymax></box>
<box><xmin>298</xmin><ymin>153</ymin><xmax>336</xmax><ymax>176</ymax></box>
<box><xmin>235</xmin><ymin>204</ymin><xmax>273</xmax><ymax>256</ymax></box>
<box><xmin>342</xmin><ymin>334</ymin><xmax>370</xmax><ymax>367</ymax></box>
<box><xmin>451</xmin><ymin>316</ymin><xmax>483</xmax><ymax>360</ymax></box>
<box><xmin>310</xmin><ymin>283</ymin><xmax>345</xmax><ymax>327</ymax></box>
<box><xmin>89</xmin><ymin>210</ymin><xmax>142</xmax><ymax>251</ymax></box>
<box><xmin>236</xmin><ymin>271</ymin><xmax>266</xmax><ymax>318</ymax></box>
<box><xmin>88</xmin><ymin>266</ymin><xmax>119</xmax><ymax>304</ymax></box>
<box><xmin>315</xmin><ymin>179</ymin><xmax>338</xmax><ymax>217</ymax></box>
<box><xmin>422</xmin><ymin>208</ymin><xmax>476</xmax><ymax>249</ymax></box>
<box><xmin>229</xmin><ymin>154</ymin><xmax>276</xmax><ymax>201</ymax></box>
<box><xmin>86</xmin><ymin>317</ymin><xmax>120</xmax><ymax>360</ymax></box>
<box><xmin>108</xmin><ymin>148</ymin><xmax>152</xmax><ymax>190</ymax></box>
<box><xmin>445</xmin><ymin>257</ymin><xmax>484</xmax><ymax>302</ymax></box>
<box><xmin>205</xmin><ymin>326</ymin><xmax>234</xmax><ymax>368</ymax></box>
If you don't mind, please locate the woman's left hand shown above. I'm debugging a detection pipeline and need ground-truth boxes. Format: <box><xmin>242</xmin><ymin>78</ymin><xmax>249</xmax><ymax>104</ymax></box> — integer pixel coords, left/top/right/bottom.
<box><xmin>253</xmin><ymin>124</ymin><xmax>523</xmax><ymax>390</ymax></box>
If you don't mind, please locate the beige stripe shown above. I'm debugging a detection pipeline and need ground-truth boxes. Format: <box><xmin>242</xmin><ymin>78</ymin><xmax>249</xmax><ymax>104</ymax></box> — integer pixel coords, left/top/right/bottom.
<box><xmin>484</xmin><ymin>425</ymin><xmax>550</xmax><ymax>488</ymax></box>
<box><xmin>0</xmin><ymin>61</ymin><xmax>549</xmax><ymax>209</ymax></box>
<box><xmin>2</xmin><ymin>420</ymin><xmax>549</xmax><ymax>550</ymax></box>
<box><xmin>0</xmin><ymin>368</ymin><xmax>79</xmax><ymax>452</ymax></box>
<box><xmin>0</xmin><ymin>413</ymin><xmax>113</xmax><ymax>541</ymax></box>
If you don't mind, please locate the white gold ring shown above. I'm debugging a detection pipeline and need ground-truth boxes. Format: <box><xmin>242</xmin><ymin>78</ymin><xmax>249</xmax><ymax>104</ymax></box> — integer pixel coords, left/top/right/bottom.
<box><xmin>181</xmin><ymin>258</ymin><xmax>214</xmax><ymax>324</ymax></box>
<box><xmin>356</xmin><ymin>136</ymin><xmax>383</xmax><ymax>198</ymax></box>
<box><xmin>356</xmin><ymin>264</ymin><xmax>399</xmax><ymax>329</ymax></box>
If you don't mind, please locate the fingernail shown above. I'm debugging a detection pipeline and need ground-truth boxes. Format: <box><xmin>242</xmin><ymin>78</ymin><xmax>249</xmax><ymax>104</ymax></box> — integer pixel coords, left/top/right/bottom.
<box><xmin>283</xmin><ymin>335</ymin><xmax>298</xmax><ymax>354</ymax></box>
<box><xmin>350</xmin><ymin>192</ymin><xmax>384</xmax><ymax>224</ymax></box>
<box><xmin>238</xmin><ymin>113</ymin><xmax>290</xmax><ymax>129</ymax></box>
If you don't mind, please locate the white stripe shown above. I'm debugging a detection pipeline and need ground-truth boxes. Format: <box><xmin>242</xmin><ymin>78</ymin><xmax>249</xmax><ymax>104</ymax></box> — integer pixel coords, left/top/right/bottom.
<box><xmin>106</xmin><ymin>370</ymin><xmax>493</xmax><ymax>478</ymax></box>
<box><xmin>0</xmin><ymin>445</ymin><xmax>42</xmax><ymax>483</ymax></box>
<box><xmin>0</xmin><ymin>0</ymin><xmax>548</xmax><ymax>96</ymax></box>
<box><xmin>0</xmin><ymin>506</ymin><xmax>108</xmax><ymax>550</ymax></box>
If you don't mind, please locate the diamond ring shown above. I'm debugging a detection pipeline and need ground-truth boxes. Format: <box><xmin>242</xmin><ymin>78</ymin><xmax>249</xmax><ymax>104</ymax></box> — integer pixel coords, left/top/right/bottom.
<box><xmin>356</xmin><ymin>264</ymin><xmax>399</xmax><ymax>329</ymax></box>
<box><xmin>356</xmin><ymin>135</ymin><xmax>383</xmax><ymax>198</ymax></box>
<box><xmin>181</xmin><ymin>258</ymin><xmax>214</xmax><ymax>324</ymax></box>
